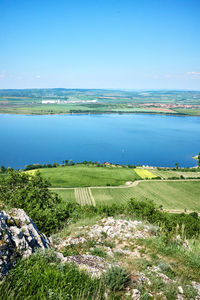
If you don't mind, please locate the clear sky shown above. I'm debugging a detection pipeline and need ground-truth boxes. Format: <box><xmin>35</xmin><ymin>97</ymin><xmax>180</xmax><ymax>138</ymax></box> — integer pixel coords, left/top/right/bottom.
<box><xmin>0</xmin><ymin>0</ymin><xmax>200</xmax><ymax>90</ymax></box>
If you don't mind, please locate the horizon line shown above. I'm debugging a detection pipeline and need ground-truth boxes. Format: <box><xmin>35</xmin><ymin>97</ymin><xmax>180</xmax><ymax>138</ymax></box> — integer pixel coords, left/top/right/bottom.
<box><xmin>0</xmin><ymin>88</ymin><xmax>200</xmax><ymax>92</ymax></box>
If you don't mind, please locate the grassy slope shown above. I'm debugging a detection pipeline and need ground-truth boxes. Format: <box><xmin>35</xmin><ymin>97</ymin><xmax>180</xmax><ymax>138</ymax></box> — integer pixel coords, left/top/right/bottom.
<box><xmin>91</xmin><ymin>181</ymin><xmax>200</xmax><ymax>212</ymax></box>
<box><xmin>40</xmin><ymin>165</ymin><xmax>140</xmax><ymax>187</ymax></box>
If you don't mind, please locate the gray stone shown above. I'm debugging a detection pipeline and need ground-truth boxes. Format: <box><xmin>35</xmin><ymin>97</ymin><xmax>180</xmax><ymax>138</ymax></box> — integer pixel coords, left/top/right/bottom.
<box><xmin>0</xmin><ymin>209</ymin><xmax>50</xmax><ymax>278</ymax></box>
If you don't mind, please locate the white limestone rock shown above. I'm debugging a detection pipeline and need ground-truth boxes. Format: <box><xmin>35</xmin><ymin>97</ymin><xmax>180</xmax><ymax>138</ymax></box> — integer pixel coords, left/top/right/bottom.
<box><xmin>132</xmin><ymin>288</ymin><xmax>141</xmax><ymax>299</ymax></box>
<box><xmin>0</xmin><ymin>209</ymin><xmax>50</xmax><ymax>278</ymax></box>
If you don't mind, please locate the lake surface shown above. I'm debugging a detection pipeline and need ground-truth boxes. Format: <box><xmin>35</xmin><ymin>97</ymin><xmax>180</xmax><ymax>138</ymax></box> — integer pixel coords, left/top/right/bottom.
<box><xmin>0</xmin><ymin>113</ymin><xmax>200</xmax><ymax>169</ymax></box>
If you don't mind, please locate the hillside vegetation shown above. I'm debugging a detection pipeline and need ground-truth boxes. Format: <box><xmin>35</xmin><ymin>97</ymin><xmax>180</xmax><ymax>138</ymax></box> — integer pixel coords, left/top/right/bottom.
<box><xmin>1</xmin><ymin>169</ymin><xmax>200</xmax><ymax>299</ymax></box>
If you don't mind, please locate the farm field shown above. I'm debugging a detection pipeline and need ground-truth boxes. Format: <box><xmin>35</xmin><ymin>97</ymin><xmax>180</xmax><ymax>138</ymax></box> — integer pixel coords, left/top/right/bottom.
<box><xmin>135</xmin><ymin>168</ymin><xmax>158</xmax><ymax>179</ymax></box>
<box><xmin>75</xmin><ymin>188</ymin><xmax>96</xmax><ymax>206</ymax></box>
<box><xmin>52</xmin><ymin>189</ymin><xmax>75</xmax><ymax>203</ymax></box>
<box><xmin>24</xmin><ymin>169</ymin><xmax>38</xmax><ymax>176</ymax></box>
<box><xmin>151</xmin><ymin>169</ymin><xmax>200</xmax><ymax>179</ymax></box>
<box><xmin>38</xmin><ymin>165</ymin><xmax>140</xmax><ymax>187</ymax></box>
<box><xmin>91</xmin><ymin>181</ymin><xmax>200</xmax><ymax>212</ymax></box>
<box><xmin>175</xmin><ymin>171</ymin><xmax>200</xmax><ymax>178</ymax></box>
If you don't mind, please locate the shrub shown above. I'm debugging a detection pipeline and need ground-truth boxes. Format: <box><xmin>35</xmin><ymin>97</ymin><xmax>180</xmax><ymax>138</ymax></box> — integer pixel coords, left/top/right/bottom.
<box><xmin>103</xmin><ymin>266</ymin><xmax>130</xmax><ymax>292</ymax></box>
<box><xmin>90</xmin><ymin>247</ymin><xmax>107</xmax><ymax>258</ymax></box>
<box><xmin>127</xmin><ymin>198</ymin><xmax>200</xmax><ymax>238</ymax></box>
<box><xmin>189</xmin><ymin>212</ymin><xmax>199</xmax><ymax>219</ymax></box>
<box><xmin>0</xmin><ymin>170</ymin><xmax>79</xmax><ymax>235</ymax></box>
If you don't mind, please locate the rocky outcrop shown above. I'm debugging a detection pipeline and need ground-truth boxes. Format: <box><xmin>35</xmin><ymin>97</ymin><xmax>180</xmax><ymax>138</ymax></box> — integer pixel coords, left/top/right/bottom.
<box><xmin>55</xmin><ymin>252</ymin><xmax>110</xmax><ymax>278</ymax></box>
<box><xmin>54</xmin><ymin>217</ymin><xmax>151</xmax><ymax>251</ymax></box>
<box><xmin>0</xmin><ymin>209</ymin><xmax>50</xmax><ymax>278</ymax></box>
<box><xmin>52</xmin><ymin>217</ymin><xmax>153</xmax><ymax>277</ymax></box>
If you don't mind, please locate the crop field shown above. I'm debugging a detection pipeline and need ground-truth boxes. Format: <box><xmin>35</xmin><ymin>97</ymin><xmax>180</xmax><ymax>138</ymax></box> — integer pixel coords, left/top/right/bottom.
<box><xmin>151</xmin><ymin>169</ymin><xmax>200</xmax><ymax>179</ymax></box>
<box><xmin>24</xmin><ymin>170</ymin><xmax>38</xmax><ymax>176</ymax></box>
<box><xmin>135</xmin><ymin>168</ymin><xmax>158</xmax><ymax>179</ymax></box>
<box><xmin>150</xmin><ymin>169</ymin><xmax>180</xmax><ymax>179</ymax></box>
<box><xmin>91</xmin><ymin>181</ymin><xmax>200</xmax><ymax>212</ymax></box>
<box><xmin>38</xmin><ymin>165</ymin><xmax>140</xmax><ymax>187</ymax></box>
<box><xmin>175</xmin><ymin>171</ymin><xmax>200</xmax><ymax>178</ymax></box>
<box><xmin>51</xmin><ymin>189</ymin><xmax>75</xmax><ymax>203</ymax></box>
<box><xmin>75</xmin><ymin>188</ymin><xmax>95</xmax><ymax>206</ymax></box>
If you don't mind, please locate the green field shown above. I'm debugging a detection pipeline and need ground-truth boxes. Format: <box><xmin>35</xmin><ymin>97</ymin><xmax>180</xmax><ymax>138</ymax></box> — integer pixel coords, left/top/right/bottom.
<box><xmin>39</xmin><ymin>165</ymin><xmax>140</xmax><ymax>187</ymax></box>
<box><xmin>151</xmin><ymin>169</ymin><xmax>200</xmax><ymax>179</ymax></box>
<box><xmin>90</xmin><ymin>181</ymin><xmax>200</xmax><ymax>212</ymax></box>
<box><xmin>52</xmin><ymin>189</ymin><xmax>75</xmax><ymax>203</ymax></box>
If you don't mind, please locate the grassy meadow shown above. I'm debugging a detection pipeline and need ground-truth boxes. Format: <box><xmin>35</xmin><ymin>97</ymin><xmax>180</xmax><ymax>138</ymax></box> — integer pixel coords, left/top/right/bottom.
<box><xmin>38</xmin><ymin>165</ymin><xmax>140</xmax><ymax>187</ymax></box>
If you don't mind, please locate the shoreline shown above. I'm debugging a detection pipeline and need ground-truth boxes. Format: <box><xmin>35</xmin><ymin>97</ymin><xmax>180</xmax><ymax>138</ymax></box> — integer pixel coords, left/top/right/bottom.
<box><xmin>0</xmin><ymin>110</ymin><xmax>199</xmax><ymax>117</ymax></box>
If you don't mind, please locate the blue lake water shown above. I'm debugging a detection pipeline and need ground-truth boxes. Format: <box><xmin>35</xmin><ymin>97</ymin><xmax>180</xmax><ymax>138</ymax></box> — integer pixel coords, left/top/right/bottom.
<box><xmin>0</xmin><ymin>113</ymin><xmax>200</xmax><ymax>169</ymax></box>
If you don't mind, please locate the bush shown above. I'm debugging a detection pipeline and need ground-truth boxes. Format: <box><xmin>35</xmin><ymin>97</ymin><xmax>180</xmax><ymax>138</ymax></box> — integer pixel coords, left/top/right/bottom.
<box><xmin>103</xmin><ymin>266</ymin><xmax>130</xmax><ymax>292</ymax></box>
<box><xmin>0</xmin><ymin>170</ymin><xmax>79</xmax><ymax>235</ymax></box>
<box><xmin>189</xmin><ymin>212</ymin><xmax>199</xmax><ymax>219</ymax></box>
<box><xmin>90</xmin><ymin>247</ymin><xmax>107</xmax><ymax>258</ymax></box>
<box><xmin>127</xmin><ymin>198</ymin><xmax>200</xmax><ymax>238</ymax></box>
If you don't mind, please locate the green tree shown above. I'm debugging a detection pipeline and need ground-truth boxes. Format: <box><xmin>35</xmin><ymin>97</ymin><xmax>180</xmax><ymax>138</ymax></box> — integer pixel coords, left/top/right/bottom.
<box><xmin>52</xmin><ymin>162</ymin><xmax>59</xmax><ymax>168</ymax></box>
<box><xmin>0</xmin><ymin>170</ymin><xmax>72</xmax><ymax>234</ymax></box>
<box><xmin>0</xmin><ymin>165</ymin><xmax>6</xmax><ymax>173</ymax></box>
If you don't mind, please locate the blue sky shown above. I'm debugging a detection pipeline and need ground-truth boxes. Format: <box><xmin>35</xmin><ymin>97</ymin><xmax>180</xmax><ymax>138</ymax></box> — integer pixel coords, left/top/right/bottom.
<box><xmin>0</xmin><ymin>0</ymin><xmax>200</xmax><ymax>89</ymax></box>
